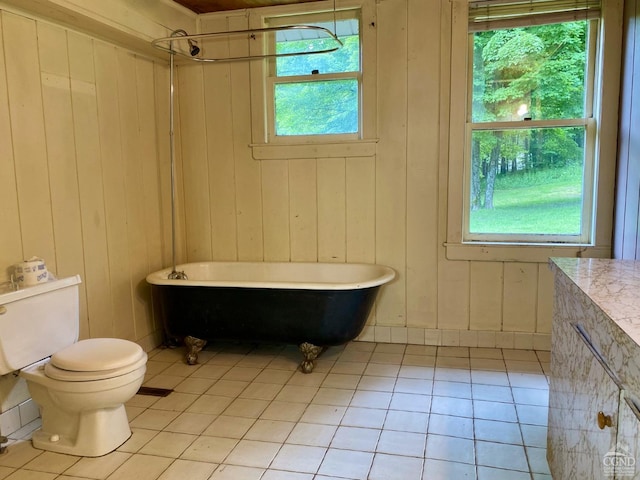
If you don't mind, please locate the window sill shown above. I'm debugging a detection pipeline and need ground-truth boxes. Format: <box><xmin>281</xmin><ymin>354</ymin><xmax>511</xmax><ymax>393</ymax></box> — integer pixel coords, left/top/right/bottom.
<box><xmin>444</xmin><ymin>242</ymin><xmax>611</xmax><ymax>263</ymax></box>
<box><xmin>250</xmin><ymin>140</ymin><xmax>378</xmax><ymax>160</ymax></box>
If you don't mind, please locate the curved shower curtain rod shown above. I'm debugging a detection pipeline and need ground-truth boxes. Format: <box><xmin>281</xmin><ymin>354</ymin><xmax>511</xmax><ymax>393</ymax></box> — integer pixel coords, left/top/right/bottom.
<box><xmin>151</xmin><ymin>24</ymin><xmax>343</xmax><ymax>63</ymax></box>
<box><xmin>159</xmin><ymin>5</ymin><xmax>343</xmax><ymax>278</ymax></box>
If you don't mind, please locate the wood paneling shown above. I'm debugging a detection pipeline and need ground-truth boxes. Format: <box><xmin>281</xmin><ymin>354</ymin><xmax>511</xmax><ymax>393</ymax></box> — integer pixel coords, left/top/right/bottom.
<box><xmin>154</xmin><ymin>63</ymin><xmax>178</xmax><ymax>269</ymax></box>
<box><xmin>231</xmin><ymin>16</ymin><xmax>264</xmax><ymax>262</ymax></box>
<box><xmin>38</xmin><ymin>23</ymin><xmax>89</xmax><ymax>338</ymax></box>
<box><xmin>536</xmin><ymin>264</ymin><xmax>554</xmax><ymax>333</ymax></box>
<box><xmin>345</xmin><ymin>157</ymin><xmax>375</xmax><ymax>264</ymax></box>
<box><xmin>0</xmin><ymin>0</ymin><xmax>561</xmax><ymax>349</ymax></box>
<box><xmin>0</xmin><ymin>14</ymin><xmax>21</xmax><ymax>280</ymax></box>
<box><xmin>94</xmin><ymin>42</ymin><xmax>133</xmax><ymax>341</ymax></box>
<box><xmin>318</xmin><ymin>158</ymin><xmax>346</xmax><ymax>262</ymax></box>
<box><xmin>68</xmin><ymin>32</ymin><xmax>113</xmax><ymax>339</ymax></box>
<box><xmin>202</xmin><ymin>16</ymin><xmax>238</xmax><ymax>261</ymax></box>
<box><xmin>614</xmin><ymin>0</ymin><xmax>640</xmax><ymax>260</ymax></box>
<box><xmin>133</xmin><ymin>55</ymin><xmax>161</xmax><ymax>339</ymax></box>
<box><xmin>3</xmin><ymin>13</ymin><xmax>56</xmax><ymax>268</ymax></box>
<box><xmin>0</xmin><ymin>8</ymin><xmax>169</xmax><ymax>346</ymax></box>
<box><xmin>406</xmin><ymin>0</ymin><xmax>440</xmax><ymax>328</ymax></box>
<box><xmin>262</xmin><ymin>160</ymin><xmax>291</xmax><ymax>261</ymax></box>
<box><xmin>289</xmin><ymin>159</ymin><xmax>318</xmax><ymax>261</ymax></box>
<box><xmin>375</xmin><ymin>0</ymin><xmax>408</xmax><ymax>327</ymax></box>
<box><xmin>178</xmin><ymin>64</ymin><xmax>212</xmax><ymax>262</ymax></box>
<box><xmin>438</xmin><ymin>260</ymin><xmax>470</xmax><ymax>330</ymax></box>
<box><xmin>502</xmin><ymin>263</ymin><xmax>538</xmax><ymax>333</ymax></box>
<box><xmin>174</xmin><ymin>0</ymin><xmax>555</xmax><ymax>338</ymax></box>
<box><xmin>470</xmin><ymin>262</ymin><xmax>503</xmax><ymax>332</ymax></box>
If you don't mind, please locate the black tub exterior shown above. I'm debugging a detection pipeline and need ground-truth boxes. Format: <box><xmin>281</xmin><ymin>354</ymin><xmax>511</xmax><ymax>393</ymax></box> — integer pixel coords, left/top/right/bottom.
<box><xmin>151</xmin><ymin>284</ymin><xmax>380</xmax><ymax>347</ymax></box>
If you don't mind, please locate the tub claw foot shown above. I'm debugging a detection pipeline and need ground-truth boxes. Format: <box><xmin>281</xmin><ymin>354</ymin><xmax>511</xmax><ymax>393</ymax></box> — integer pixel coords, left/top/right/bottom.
<box><xmin>299</xmin><ymin>342</ymin><xmax>324</xmax><ymax>374</ymax></box>
<box><xmin>184</xmin><ymin>336</ymin><xmax>207</xmax><ymax>365</ymax></box>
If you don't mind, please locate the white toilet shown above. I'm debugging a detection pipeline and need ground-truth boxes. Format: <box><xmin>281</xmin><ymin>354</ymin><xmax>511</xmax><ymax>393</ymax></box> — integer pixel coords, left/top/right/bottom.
<box><xmin>0</xmin><ymin>275</ymin><xmax>147</xmax><ymax>457</ymax></box>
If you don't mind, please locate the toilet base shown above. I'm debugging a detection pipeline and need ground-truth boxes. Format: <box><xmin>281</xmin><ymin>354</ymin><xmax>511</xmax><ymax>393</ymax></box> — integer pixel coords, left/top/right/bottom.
<box><xmin>32</xmin><ymin>404</ymin><xmax>132</xmax><ymax>457</ymax></box>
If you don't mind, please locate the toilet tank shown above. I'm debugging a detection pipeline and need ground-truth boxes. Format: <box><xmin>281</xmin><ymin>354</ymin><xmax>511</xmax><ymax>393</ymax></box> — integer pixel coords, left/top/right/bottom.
<box><xmin>0</xmin><ymin>275</ymin><xmax>80</xmax><ymax>375</ymax></box>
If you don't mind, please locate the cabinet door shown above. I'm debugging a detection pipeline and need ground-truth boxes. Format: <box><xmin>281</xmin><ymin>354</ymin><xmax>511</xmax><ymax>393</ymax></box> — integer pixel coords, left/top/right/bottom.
<box><xmin>615</xmin><ymin>395</ymin><xmax>640</xmax><ymax>479</ymax></box>
<box><xmin>549</xmin><ymin>321</ymin><xmax>621</xmax><ymax>479</ymax></box>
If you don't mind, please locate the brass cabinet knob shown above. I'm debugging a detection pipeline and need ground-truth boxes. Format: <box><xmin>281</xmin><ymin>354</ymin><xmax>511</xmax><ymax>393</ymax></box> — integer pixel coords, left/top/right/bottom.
<box><xmin>598</xmin><ymin>411</ymin><xmax>613</xmax><ymax>429</ymax></box>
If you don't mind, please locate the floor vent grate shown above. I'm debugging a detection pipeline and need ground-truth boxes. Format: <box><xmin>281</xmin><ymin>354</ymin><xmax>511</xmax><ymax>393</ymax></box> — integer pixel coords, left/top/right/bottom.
<box><xmin>137</xmin><ymin>386</ymin><xmax>173</xmax><ymax>397</ymax></box>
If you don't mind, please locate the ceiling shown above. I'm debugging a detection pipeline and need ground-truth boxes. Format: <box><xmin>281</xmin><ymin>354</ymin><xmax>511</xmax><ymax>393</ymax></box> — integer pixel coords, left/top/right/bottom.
<box><xmin>173</xmin><ymin>0</ymin><xmax>324</xmax><ymax>14</ymax></box>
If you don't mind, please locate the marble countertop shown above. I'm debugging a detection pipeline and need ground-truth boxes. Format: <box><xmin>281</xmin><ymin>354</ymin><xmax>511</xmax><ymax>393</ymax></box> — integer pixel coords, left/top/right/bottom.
<box><xmin>550</xmin><ymin>257</ymin><xmax>640</xmax><ymax>347</ymax></box>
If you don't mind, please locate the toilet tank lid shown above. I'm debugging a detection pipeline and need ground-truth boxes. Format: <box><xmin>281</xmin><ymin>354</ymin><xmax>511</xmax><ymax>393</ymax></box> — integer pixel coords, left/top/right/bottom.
<box><xmin>50</xmin><ymin>338</ymin><xmax>145</xmax><ymax>372</ymax></box>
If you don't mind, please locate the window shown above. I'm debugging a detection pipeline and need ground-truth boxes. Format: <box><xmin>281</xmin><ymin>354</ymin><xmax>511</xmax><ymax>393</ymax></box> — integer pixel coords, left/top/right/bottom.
<box><xmin>266</xmin><ymin>11</ymin><xmax>361</xmax><ymax>139</ymax></box>
<box><xmin>446</xmin><ymin>0</ymin><xmax>622</xmax><ymax>260</ymax></box>
<box><xmin>249</xmin><ymin>0</ymin><xmax>377</xmax><ymax>159</ymax></box>
<box><xmin>467</xmin><ymin>1</ymin><xmax>599</xmax><ymax>244</ymax></box>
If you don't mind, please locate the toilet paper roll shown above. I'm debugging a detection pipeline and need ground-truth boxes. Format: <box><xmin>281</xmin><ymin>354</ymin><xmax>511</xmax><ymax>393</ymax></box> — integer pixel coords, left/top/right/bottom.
<box><xmin>14</xmin><ymin>257</ymin><xmax>48</xmax><ymax>287</ymax></box>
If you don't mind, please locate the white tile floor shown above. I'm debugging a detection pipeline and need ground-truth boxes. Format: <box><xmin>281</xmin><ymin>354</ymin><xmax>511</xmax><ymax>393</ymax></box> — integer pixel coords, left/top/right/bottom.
<box><xmin>0</xmin><ymin>342</ymin><xmax>552</xmax><ymax>480</ymax></box>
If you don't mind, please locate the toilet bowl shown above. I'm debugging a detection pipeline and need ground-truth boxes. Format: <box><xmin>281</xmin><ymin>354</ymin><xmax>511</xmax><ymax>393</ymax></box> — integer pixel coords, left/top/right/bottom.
<box><xmin>0</xmin><ymin>275</ymin><xmax>148</xmax><ymax>457</ymax></box>
<box><xmin>20</xmin><ymin>338</ymin><xmax>147</xmax><ymax>457</ymax></box>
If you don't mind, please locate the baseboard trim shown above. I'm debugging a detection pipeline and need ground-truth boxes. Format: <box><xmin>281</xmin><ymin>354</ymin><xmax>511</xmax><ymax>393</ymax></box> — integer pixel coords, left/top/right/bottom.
<box><xmin>356</xmin><ymin>326</ymin><xmax>551</xmax><ymax>351</ymax></box>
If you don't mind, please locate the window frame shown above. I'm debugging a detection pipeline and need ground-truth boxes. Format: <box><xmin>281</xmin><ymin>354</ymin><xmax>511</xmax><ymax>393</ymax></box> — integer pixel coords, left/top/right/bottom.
<box><xmin>248</xmin><ymin>0</ymin><xmax>377</xmax><ymax>160</ymax></box>
<box><xmin>445</xmin><ymin>0</ymin><xmax>623</xmax><ymax>262</ymax></box>
<box><xmin>265</xmin><ymin>9</ymin><xmax>362</xmax><ymax>142</ymax></box>
<box><xmin>464</xmin><ymin>18</ymin><xmax>598</xmax><ymax>244</ymax></box>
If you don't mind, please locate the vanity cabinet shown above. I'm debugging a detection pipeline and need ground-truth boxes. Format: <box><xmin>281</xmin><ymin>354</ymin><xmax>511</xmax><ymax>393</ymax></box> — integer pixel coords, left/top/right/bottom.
<box><xmin>615</xmin><ymin>395</ymin><xmax>640</xmax><ymax>479</ymax></box>
<box><xmin>549</xmin><ymin>258</ymin><xmax>640</xmax><ymax>480</ymax></box>
<box><xmin>548</xmin><ymin>318</ymin><xmax>621</xmax><ymax>479</ymax></box>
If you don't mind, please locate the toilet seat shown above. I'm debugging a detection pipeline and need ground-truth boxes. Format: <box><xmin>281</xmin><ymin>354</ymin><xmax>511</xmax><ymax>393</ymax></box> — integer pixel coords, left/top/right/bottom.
<box><xmin>44</xmin><ymin>338</ymin><xmax>146</xmax><ymax>382</ymax></box>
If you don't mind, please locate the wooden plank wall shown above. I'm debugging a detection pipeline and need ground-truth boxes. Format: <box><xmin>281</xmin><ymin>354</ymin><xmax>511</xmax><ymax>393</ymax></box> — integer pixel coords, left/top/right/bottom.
<box><xmin>0</xmin><ymin>9</ymin><xmax>172</xmax><ymax>348</ymax></box>
<box><xmin>614</xmin><ymin>0</ymin><xmax>640</xmax><ymax>260</ymax></box>
<box><xmin>177</xmin><ymin>0</ymin><xmax>555</xmax><ymax>346</ymax></box>
<box><xmin>0</xmin><ymin>0</ymin><xmax>562</xmax><ymax>350</ymax></box>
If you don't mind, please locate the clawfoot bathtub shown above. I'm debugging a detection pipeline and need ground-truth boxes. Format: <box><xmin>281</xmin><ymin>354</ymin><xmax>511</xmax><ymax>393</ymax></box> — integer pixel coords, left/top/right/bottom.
<box><xmin>146</xmin><ymin>262</ymin><xmax>395</xmax><ymax>372</ymax></box>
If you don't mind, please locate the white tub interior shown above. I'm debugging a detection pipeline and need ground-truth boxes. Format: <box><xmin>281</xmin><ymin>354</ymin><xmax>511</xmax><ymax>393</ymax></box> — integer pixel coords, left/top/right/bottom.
<box><xmin>146</xmin><ymin>262</ymin><xmax>395</xmax><ymax>290</ymax></box>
